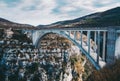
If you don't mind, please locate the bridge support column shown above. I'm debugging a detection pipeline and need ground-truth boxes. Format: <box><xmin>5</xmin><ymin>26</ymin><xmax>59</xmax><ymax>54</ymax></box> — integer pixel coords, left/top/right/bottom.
<box><xmin>106</xmin><ymin>29</ymin><xmax>116</xmax><ymax>64</ymax></box>
<box><xmin>74</xmin><ymin>31</ymin><xmax>76</xmax><ymax>40</ymax></box>
<box><xmin>68</xmin><ymin>31</ymin><xmax>71</xmax><ymax>37</ymax></box>
<box><xmin>102</xmin><ymin>31</ymin><xmax>106</xmax><ymax>61</ymax></box>
<box><xmin>87</xmin><ymin>31</ymin><xmax>91</xmax><ymax>54</ymax></box>
<box><xmin>94</xmin><ymin>31</ymin><xmax>97</xmax><ymax>52</ymax></box>
<box><xmin>80</xmin><ymin>31</ymin><xmax>83</xmax><ymax>46</ymax></box>
<box><xmin>32</xmin><ymin>30</ymin><xmax>39</xmax><ymax>47</ymax></box>
<box><xmin>97</xmin><ymin>31</ymin><xmax>100</xmax><ymax>64</ymax></box>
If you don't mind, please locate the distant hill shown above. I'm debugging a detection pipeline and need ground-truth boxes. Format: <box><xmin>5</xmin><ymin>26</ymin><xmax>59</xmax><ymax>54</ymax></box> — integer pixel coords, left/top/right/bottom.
<box><xmin>37</xmin><ymin>7</ymin><xmax>120</xmax><ymax>28</ymax></box>
<box><xmin>0</xmin><ymin>18</ymin><xmax>13</xmax><ymax>23</ymax></box>
<box><xmin>50</xmin><ymin>12</ymin><xmax>101</xmax><ymax>26</ymax></box>
<box><xmin>0</xmin><ymin>17</ymin><xmax>37</xmax><ymax>30</ymax></box>
<box><xmin>37</xmin><ymin>25</ymin><xmax>48</xmax><ymax>28</ymax></box>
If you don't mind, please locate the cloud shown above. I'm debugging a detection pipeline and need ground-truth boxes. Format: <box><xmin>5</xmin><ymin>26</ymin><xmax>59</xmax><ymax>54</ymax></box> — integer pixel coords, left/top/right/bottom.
<box><xmin>0</xmin><ymin>1</ymin><xmax>7</xmax><ymax>7</ymax></box>
<box><xmin>0</xmin><ymin>0</ymin><xmax>120</xmax><ymax>26</ymax></box>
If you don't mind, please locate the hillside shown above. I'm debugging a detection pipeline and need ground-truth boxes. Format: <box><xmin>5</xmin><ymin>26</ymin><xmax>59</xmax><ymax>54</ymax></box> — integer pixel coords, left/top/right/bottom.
<box><xmin>0</xmin><ymin>17</ymin><xmax>37</xmax><ymax>30</ymax></box>
<box><xmin>37</xmin><ymin>7</ymin><xmax>120</xmax><ymax>28</ymax></box>
<box><xmin>86</xmin><ymin>59</ymin><xmax>120</xmax><ymax>81</ymax></box>
<box><xmin>0</xmin><ymin>18</ymin><xmax>13</xmax><ymax>23</ymax></box>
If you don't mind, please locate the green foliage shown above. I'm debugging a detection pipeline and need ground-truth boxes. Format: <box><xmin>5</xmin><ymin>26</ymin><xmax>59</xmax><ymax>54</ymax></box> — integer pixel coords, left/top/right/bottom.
<box><xmin>12</xmin><ymin>30</ymin><xmax>32</xmax><ymax>43</ymax></box>
<box><xmin>27</xmin><ymin>63</ymin><xmax>39</xmax><ymax>74</ymax></box>
<box><xmin>70</xmin><ymin>55</ymin><xmax>78</xmax><ymax>64</ymax></box>
<box><xmin>85</xmin><ymin>18</ymin><xmax>96</xmax><ymax>23</ymax></box>
<box><xmin>70</xmin><ymin>54</ymin><xmax>82</xmax><ymax>65</ymax></box>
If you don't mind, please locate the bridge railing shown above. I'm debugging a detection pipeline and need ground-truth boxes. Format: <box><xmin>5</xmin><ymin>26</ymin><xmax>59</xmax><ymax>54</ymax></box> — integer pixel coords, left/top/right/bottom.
<box><xmin>61</xmin><ymin>30</ymin><xmax>107</xmax><ymax>70</ymax></box>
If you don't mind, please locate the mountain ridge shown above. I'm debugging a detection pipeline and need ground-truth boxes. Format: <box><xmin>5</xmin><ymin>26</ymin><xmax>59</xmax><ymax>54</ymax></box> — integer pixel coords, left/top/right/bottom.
<box><xmin>37</xmin><ymin>7</ymin><xmax>120</xmax><ymax>28</ymax></box>
<box><xmin>0</xmin><ymin>7</ymin><xmax>120</xmax><ymax>29</ymax></box>
<box><xmin>0</xmin><ymin>17</ymin><xmax>37</xmax><ymax>29</ymax></box>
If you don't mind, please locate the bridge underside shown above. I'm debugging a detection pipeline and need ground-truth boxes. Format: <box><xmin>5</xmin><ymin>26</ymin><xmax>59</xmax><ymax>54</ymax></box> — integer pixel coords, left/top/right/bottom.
<box><xmin>32</xmin><ymin>28</ymin><xmax>117</xmax><ymax>70</ymax></box>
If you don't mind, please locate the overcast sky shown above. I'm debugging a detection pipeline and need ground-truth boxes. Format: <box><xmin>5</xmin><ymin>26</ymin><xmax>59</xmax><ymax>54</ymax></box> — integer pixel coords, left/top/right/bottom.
<box><xmin>0</xmin><ymin>0</ymin><xmax>120</xmax><ymax>26</ymax></box>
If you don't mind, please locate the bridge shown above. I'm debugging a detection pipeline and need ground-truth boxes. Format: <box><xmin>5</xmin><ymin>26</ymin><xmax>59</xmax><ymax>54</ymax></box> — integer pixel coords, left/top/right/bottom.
<box><xmin>31</xmin><ymin>26</ymin><xmax>120</xmax><ymax>70</ymax></box>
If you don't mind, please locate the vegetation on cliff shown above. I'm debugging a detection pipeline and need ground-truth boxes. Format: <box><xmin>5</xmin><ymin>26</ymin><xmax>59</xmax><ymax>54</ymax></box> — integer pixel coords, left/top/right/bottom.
<box><xmin>87</xmin><ymin>59</ymin><xmax>120</xmax><ymax>81</ymax></box>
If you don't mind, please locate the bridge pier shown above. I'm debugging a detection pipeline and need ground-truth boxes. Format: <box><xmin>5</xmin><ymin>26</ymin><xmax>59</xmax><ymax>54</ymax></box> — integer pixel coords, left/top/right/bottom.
<box><xmin>106</xmin><ymin>29</ymin><xmax>116</xmax><ymax>64</ymax></box>
<box><xmin>102</xmin><ymin>31</ymin><xmax>106</xmax><ymax>61</ymax></box>
<box><xmin>68</xmin><ymin>31</ymin><xmax>71</xmax><ymax>37</ymax></box>
<box><xmin>97</xmin><ymin>31</ymin><xmax>100</xmax><ymax>64</ymax></box>
<box><xmin>32</xmin><ymin>30</ymin><xmax>39</xmax><ymax>46</ymax></box>
<box><xmin>87</xmin><ymin>31</ymin><xmax>91</xmax><ymax>54</ymax></box>
<box><xmin>94</xmin><ymin>31</ymin><xmax>97</xmax><ymax>52</ymax></box>
<box><xmin>74</xmin><ymin>31</ymin><xmax>76</xmax><ymax>40</ymax></box>
<box><xmin>80</xmin><ymin>31</ymin><xmax>83</xmax><ymax>46</ymax></box>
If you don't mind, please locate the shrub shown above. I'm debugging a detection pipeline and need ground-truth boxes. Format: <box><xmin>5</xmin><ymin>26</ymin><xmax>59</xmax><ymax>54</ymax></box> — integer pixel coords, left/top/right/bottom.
<box><xmin>87</xmin><ymin>59</ymin><xmax>120</xmax><ymax>81</ymax></box>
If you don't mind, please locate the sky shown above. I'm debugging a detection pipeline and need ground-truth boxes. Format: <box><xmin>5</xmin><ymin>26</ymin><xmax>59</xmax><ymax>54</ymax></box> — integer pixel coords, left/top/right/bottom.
<box><xmin>0</xmin><ymin>0</ymin><xmax>120</xmax><ymax>26</ymax></box>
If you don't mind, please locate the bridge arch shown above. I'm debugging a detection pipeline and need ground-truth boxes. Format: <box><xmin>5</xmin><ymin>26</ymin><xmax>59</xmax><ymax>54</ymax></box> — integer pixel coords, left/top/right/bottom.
<box><xmin>35</xmin><ymin>32</ymin><xmax>57</xmax><ymax>48</ymax></box>
<box><xmin>34</xmin><ymin>31</ymin><xmax>67</xmax><ymax>47</ymax></box>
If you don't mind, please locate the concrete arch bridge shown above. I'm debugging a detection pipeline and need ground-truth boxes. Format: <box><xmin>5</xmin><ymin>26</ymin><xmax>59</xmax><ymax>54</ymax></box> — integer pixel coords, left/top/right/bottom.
<box><xmin>31</xmin><ymin>26</ymin><xmax>120</xmax><ymax>70</ymax></box>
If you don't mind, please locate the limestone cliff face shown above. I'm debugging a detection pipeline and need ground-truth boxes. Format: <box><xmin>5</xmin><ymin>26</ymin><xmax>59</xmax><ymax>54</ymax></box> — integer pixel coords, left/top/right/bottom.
<box><xmin>115</xmin><ymin>34</ymin><xmax>120</xmax><ymax>58</ymax></box>
<box><xmin>74</xmin><ymin>60</ymin><xmax>84</xmax><ymax>81</ymax></box>
<box><xmin>70</xmin><ymin>54</ymin><xmax>86</xmax><ymax>81</ymax></box>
